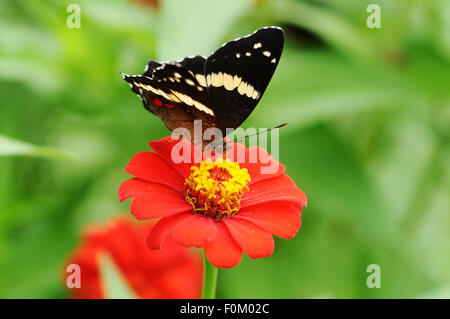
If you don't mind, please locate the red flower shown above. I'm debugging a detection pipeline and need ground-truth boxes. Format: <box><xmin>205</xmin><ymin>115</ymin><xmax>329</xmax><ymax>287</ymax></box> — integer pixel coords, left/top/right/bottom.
<box><xmin>65</xmin><ymin>216</ymin><xmax>202</xmax><ymax>298</ymax></box>
<box><xmin>119</xmin><ymin>136</ymin><xmax>307</xmax><ymax>268</ymax></box>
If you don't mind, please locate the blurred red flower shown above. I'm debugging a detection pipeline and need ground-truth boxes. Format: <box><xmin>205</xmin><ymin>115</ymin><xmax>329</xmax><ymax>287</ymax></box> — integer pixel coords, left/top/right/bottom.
<box><xmin>119</xmin><ymin>136</ymin><xmax>307</xmax><ymax>268</ymax></box>
<box><xmin>65</xmin><ymin>216</ymin><xmax>202</xmax><ymax>299</ymax></box>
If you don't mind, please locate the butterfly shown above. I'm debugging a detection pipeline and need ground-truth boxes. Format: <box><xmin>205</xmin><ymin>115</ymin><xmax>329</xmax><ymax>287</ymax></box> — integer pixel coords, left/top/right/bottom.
<box><xmin>122</xmin><ymin>26</ymin><xmax>284</xmax><ymax>150</ymax></box>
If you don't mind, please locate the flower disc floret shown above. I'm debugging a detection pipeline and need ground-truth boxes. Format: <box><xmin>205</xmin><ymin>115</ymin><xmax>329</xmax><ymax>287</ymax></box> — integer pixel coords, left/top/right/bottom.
<box><xmin>184</xmin><ymin>158</ymin><xmax>251</xmax><ymax>218</ymax></box>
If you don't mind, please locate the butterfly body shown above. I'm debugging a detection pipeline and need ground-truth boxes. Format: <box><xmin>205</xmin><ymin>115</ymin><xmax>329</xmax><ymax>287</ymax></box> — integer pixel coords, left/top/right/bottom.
<box><xmin>123</xmin><ymin>27</ymin><xmax>284</xmax><ymax>149</ymax></box>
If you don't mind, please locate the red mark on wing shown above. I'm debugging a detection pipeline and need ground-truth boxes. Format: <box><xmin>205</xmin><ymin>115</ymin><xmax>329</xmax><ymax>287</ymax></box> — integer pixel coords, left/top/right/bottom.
<box><xmin>153</xmin><ymin>98</ymin><xmax>162</xmax><ymax>107</ymax></box>
<box><xmin>165</xmin><ymin>104</ymin><xmax>174</xmax><ymax>109</ymax></box>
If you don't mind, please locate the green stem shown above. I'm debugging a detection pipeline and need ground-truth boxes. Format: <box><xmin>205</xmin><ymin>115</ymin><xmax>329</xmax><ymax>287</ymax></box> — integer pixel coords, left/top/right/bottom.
<box><xmin>202</xmin><ymin>251</ymin><xmax>218</xmax><ymax>299</ymax></box>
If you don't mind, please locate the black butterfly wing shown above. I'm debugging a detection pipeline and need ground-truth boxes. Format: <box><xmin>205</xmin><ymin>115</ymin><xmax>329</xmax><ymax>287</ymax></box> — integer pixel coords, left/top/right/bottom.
<box><xmin>178</xmin><ymin>55</ymin><xmax>208</xmax><ymax>89</ymax></box>
<box><xmin>204</xmin><ymin>27</ymin><xmax>284</xmax><ymax>133</ymax></box>
<box><xmin>123</xmin><ymin>61</ymin><xmax>217</xmax><ymax>140</ymax></box>
<box><xmin>142</xmin><ymin>60</ymin><xmax>162</xmax><ymax>77</ymax></box>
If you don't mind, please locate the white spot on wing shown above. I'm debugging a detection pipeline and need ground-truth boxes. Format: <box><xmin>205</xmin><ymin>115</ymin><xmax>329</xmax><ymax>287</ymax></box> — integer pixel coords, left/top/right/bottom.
<box><xmin>133</xmin><ymin>81</ymin><xmax>177</xmax><ymax>102</ymax></box>
<box><xmin>203</xmin><ymin>72</ymin><xmax>260</xmax><ymax>98</ymax></box>
<box><xmin>211</xmin><ymin>72</ymin><xmax>224</xmax><ymax>87</ymax></box>
<box><xmin>246</xmin><ymin>84</ymin><xmax>254</xmax><ymax>98</ymax></box>
<box><xmin>195</xmin><ymin>74</ymin><xmax>207</xmax><ymax>87</ymax></box>
<box><xmin>253</xmin><ymin>42</ymin><xmax>262</xmax><ymax>49</ymax></box>
<box><xmin>192</xmin><ymin>100</ymin><xmax>214</xmax><ymax>116</ymax></box>
<box><xmin>156</xmin><ymin>89</ymin><xmax>171</xmax><ymax>101</ymax></box>
<box><xmin>271</xmin><ymin>58</ymin><xmax>276</xmax><ymax>63</ymax></box>
<box><xmin>238</xmin><ymin>81</ymin><xmax>247</xmax><ymax>95</ymax></box>
<box><xmin>245</xmin><ymin>52</ymin><xmax>251</xmax><ymax>57</ymax></box>
<box><xmin>168</xmin><ymin>92</ymin><xmax>181</xmax><ymax>103</ymax></box>
<box><xmin>233</xmin><ymin>75</ymin><xmax>242</xmax><ymax>89</ymax></box>
<box><xmin>263</xmin><ymin>51</ymin><xmax>271</xmax><ymax>57</ymax></box>
<box><xmin>171</xmin><ymin>90</ymin><xmax>214</xmax><ymax>116</ymax></box>
<box><xmin>185</xmin><ymin>78</ymin><xmax>195</xmax><ymax>86</ymax></box>
<box><xmin>174</xmin><ymin>91</ymin><xmax>193</xmax><ymax>106</ymax></box>
<box><xmin>236</xmin><ymin>53</ymin><xmax>241</xmax><ymax>58</ymax></box>
<box><xmin>223</xmin><ymin>73</ymin><xmax>234</xmax><ymax>91</ymax></box>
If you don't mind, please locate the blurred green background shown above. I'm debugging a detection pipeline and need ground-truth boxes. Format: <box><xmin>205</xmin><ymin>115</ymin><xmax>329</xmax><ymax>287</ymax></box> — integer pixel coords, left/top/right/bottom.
<box><xmin>0</xmin><ymin>0</ymin><xmax>449</xmax><ymax>298</ymax></box>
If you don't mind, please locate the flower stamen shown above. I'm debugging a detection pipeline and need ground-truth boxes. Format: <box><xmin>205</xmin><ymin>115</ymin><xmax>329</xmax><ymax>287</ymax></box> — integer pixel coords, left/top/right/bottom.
<box><xmin>184</xmin><ymin>158</ymin><xmax>250</xmax><ymax>219</ymax></box>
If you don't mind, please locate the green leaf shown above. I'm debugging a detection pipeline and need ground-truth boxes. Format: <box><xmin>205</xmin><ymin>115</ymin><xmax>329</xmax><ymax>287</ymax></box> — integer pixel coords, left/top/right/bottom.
<box><xmin>99</xmin><ymin>253</ymin><xmax>136</xmax><ymax>299</ymax></box>
<box><xmin>0</xmin><ymin>134</ymin><xmax>74</xmax><ymax>160</ymax></box>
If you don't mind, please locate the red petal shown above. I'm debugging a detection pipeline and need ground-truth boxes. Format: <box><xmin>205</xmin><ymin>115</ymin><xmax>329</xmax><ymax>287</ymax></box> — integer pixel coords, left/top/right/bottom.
<box><xmin>242</xmin><ymin>185</ymin><xmax>307</xmax><ymax>208</ymax></box>
<box><xmin>118</xmin><ymin>177</ymin><xmax>182</xmax><ymax>202</ymax></box>
<box><xmin>226</xmin><ymin>142</ymin><xmax>285</xmax><ymax>184</ymax></box>
<box><xmin>244</xmin><ymin>174</ymin><xmax>297</xmax><ymax>195</ymax></box>
<box><xmin>124</xmin><ymin>151</ymin><xmax>184</xmax><ymax>190</ymax></box>
<box><xmin>147</xmin><ymin>212</ymin><xmax>191</xmax><ymax>249</ymax></box>
<box><xmin>204</xmin><ymin>221</ymin><xmax>242</xmax><ymax>268</ymax></box>
<box><xmin>223</xmin><ymin>218</ymin><xmax>274</xmax><ymax>259</ymax></box>
<box><xmin>238</xmin><ymin>202</ymin><xmax>302</xmax><ymax>239</ymax></box>
<box><xmin>130</xmin><ymin>192</ymin><xmax>191</xmax><ymax>220</ymax></box>
<box><xmin>173</xmin><ymin>214</ymin><xmax>218</xmax><ymax>247</ymax></box>
<box><xmin>149</xmin><ymin>136</ymin><xmax>202</xmax><ymax>179</ymax></box>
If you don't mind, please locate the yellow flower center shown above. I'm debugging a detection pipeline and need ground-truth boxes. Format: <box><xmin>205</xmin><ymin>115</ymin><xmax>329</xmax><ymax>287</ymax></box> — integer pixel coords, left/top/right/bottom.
<box><xmin>184</xmin><ymin>158</ymin><xmax>251</xmax><ymax>219</ymax></box>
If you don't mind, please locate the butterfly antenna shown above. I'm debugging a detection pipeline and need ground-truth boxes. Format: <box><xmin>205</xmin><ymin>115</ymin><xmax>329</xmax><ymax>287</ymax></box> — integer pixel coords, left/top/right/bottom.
<box><xmin>118</xmin><ymin>70</ymin><xmax>128</xmax><ymax>79</ymax></box>
<box><xmin>232</xmin><ymin>123</ymin><xmax>287</xmax><ymax>142</ymax></box>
